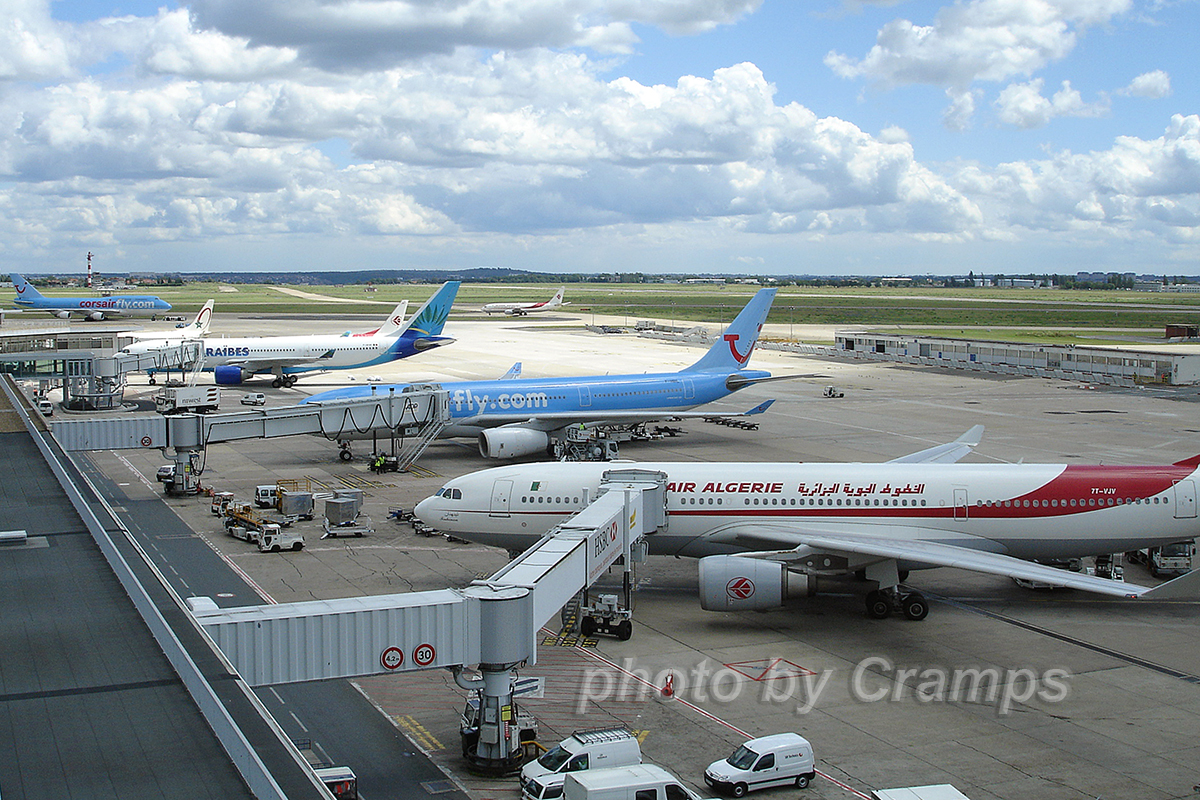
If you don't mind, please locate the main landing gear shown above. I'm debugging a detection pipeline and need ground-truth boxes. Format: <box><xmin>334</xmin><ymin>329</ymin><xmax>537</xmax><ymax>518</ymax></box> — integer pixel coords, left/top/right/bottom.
<box><xmin>865</xmin><ymin>587</ymin><xmax>929</xmax><ymax>621</ymax></box>
<box><xmin>271</xmin><ymin>375</ymin><xmax>297</xmax><ymax>388</ymax></box>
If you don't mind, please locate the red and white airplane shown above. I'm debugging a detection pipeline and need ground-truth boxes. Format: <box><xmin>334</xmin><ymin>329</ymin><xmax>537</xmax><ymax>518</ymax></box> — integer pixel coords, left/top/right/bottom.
<box><xmin>481</xmin><ymin>287</ymin><xmax>568</xmax><ymax>316</ymax></box>
<box><xmin>414</xmin><ymin>428</ymin><xmax>1200</xmax><ymax>620</ymax></box>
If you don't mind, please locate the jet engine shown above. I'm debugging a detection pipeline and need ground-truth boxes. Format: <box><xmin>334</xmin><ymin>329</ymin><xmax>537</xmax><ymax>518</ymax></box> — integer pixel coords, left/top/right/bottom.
<box><xmin>698</xmin><ymin>555</ymin><xmax>816</xmax><ymax>612</ymax></box>
<box><xmin>54</xmin><ymin>310</ymin><xmax>71</xmax><ymax>319</ymax></box>
<box><xmin>86</xmin><ymin>311</ymin><xmax>105</xmax><ymax>321</ymax></box>
<box><xmin>214</xmin><ymin>365</ymin><xmax>248</xmax><ymax>385</ymax></box>
<box><xmin>478</xmin><ymin>428</ymin><xmax>551</xmax><ymax>459</ymax></box>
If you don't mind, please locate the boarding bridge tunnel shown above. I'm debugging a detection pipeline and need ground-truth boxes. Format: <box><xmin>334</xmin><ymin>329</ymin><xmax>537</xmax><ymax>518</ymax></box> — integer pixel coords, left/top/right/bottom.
<box><xmin>192</xmin><ymin>471</ymin><xmax>668</xmax><ymax>775</ymax></box>
<box><xmin>50</xmin><ymin>387</ymin><xmax>451</xmax><ymax>489</ymax></box>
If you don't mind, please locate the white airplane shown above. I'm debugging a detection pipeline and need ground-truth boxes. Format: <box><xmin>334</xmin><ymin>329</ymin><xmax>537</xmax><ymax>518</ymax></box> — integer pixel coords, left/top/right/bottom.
<box><xmin>127</xmin><ymin>300</ymin><xmax>216</xmax><ymax>346</ymax></box>
<box><xmin>481</xmin><ymin>287</ymin><xmax>568</xmax><ymax>316</ymax></box>
<box><xmin>415</xmin><ymin>431</ymin><xmax>1200</xmax><ymax>620</ymax></box>
<box><xmin>122</xmin><ymin>282</ymin><xmax>459</xmax><ymax>387</ymax></box>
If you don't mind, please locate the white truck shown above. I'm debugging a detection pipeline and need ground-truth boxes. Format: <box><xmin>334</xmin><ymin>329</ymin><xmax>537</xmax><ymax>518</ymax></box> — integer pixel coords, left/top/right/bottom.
<box><xmin>1126</xmin><ymin>539</ymin><xmax>1196</xmax><ymax>577</ymax></box>
<box><xmin>155</xmin><ymin>385</ymin><xmax>221</xmax><ymax>415</ymax></box>
<box><xmin>704</xmin><ymin>733</ymin><xmax>816</xmax><ymax>796</ymax></box>
<box><xmin>521</xmin><ymin>728</ymin><xmax>642</xmax><ymax>800</ymax></box>
<box><xmin>564</xmin><ymin>764</ymin><xmax>704</xmax><ymax>800</ymax></box>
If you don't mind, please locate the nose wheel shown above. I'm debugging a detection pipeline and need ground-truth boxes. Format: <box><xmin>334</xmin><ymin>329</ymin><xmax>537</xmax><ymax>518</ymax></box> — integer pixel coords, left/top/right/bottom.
<box><xmin>865</xmin><ymin>587</ymin><xmax>929</xmax><ymax>620</ymax></box>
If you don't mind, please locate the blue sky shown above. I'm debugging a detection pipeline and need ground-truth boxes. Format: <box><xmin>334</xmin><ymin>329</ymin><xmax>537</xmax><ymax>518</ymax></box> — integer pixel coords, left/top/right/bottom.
<box><xmin>3</xmin><ymin>0</ymin><xmax>1198</xmax><ymax>276</ymax></box>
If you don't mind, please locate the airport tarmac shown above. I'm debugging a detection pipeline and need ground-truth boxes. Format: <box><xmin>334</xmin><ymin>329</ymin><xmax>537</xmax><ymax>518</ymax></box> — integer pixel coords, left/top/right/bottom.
<box><xmin>79</xmin><ymin>308</ymin><xmax>1200</xmax><ymax>800</ymax></box>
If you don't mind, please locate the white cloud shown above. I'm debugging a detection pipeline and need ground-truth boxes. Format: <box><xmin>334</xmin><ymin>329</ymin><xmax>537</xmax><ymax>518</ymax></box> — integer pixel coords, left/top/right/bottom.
<box><xmin>1120</xmin><ymin>69</ymin><xmax>1170</xmax><ymax>98</ymax></box>
<box><xmin>0</xmin><ymin>0</ymin><xmax>71</xmax><ymax>81</ymax></box>
<box><xmin>994</xmin><ymin>78</ymin><xmax>1108</xmax><ymax>128</ymax></box>
<box><xmin>186</xmin><ymin>0</ymin><xmax>761</xmax><ymax>70</ymax></box>
<box><xmin>826</xmin><ymin>0</ymin><xmax>1131</xmax><ymax>127</ymax></box>
<box><xmin>951</xmin><ymin>114</ymin><xmax>1200</xmax><ymax>238</ymax></box>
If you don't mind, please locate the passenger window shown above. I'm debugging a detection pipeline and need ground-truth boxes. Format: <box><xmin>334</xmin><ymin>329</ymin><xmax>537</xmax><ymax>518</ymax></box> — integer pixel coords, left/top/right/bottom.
<box><xmin>755</xmin><ymin>754</ymin><xmax>775</xmax><ymax>771</ymax></box>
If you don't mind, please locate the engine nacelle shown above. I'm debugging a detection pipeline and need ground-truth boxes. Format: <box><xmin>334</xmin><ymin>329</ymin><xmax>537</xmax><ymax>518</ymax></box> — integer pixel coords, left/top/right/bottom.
<box><xmin>698</xmin><ymin>555</ymin><xmax>816</xmax><ymax>612</ymax></box>
<box><xmin>86</xmin><ymin>311</ymin><xmax>105</xmax><ymax>321</ymax></box>
<box><xmin>54</xmin><ymin>310</ymin><xmax>72</xmax><ymax>319</ymax></box>
<box><xmin>478</xmin><ymin>428</ymin><xmax>550</xmax><ymax>459</ymax></box>
<box><xmin>214</xmin><ymin>365</ymin><xmax>248</xmax><ymax>385</ymax></box>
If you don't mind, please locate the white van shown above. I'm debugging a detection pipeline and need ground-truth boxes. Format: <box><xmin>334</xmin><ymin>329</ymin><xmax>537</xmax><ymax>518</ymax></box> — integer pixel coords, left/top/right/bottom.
<box><xmin>563</xmin><ymin>764</ymin><xmax>702</xmax><ymax>800</ymax></box>
<box><xmin>704</xmin><ymin>733</ymin><xmax>816</xmax><ymax>796</ymax></box>
<box><xmin>521</xmin><ymin>728</ymin><xmax>641</xmax><ymax>800</ymax></box>
<box><xmin>241</xmin><ymin>392</ymin><xmax>266</xmax><ymax>406</ymax></box>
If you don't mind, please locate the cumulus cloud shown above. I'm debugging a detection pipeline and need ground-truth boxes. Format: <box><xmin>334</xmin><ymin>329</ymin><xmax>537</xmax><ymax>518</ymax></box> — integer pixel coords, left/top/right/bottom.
<box><xmin>0</xmin><ymin>0</ymin><xmax>71</xmax><ymax>81</ymax></box>
<box><xmin>1120</xmin><ymin>69</ymin><xmax>1170</xmax><ymax>98</ymax></box>
<box><xmin>951</xmin><ymin>114</ymin><xmax>1200</xmax><ymax>237</ymax></box>
<box><xmin>826</xmin><ymin>0</ymin><xmax>1131</xmax><ymax>127</ymax></box>
<box><xmin>994</xmin><ymin>79</ymin><xmax>1108</xmax><ymax>128</ymax></box>
<box><xmin>187</xmin><ymin>0</ymin><xmax>762</xmax><ymax>71</ymax></box>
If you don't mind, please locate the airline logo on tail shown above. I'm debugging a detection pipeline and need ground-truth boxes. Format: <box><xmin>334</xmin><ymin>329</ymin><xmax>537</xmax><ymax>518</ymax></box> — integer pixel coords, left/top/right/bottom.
<box><xmin>724</xmin><ymin>324</ymin><xmax>761</xmax><ymax>366</ymax></box>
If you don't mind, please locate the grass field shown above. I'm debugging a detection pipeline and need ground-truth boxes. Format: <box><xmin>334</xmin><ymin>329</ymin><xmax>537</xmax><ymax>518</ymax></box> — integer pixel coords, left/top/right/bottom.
<box><xmin>19</xmin><ymin>280</ymin><xmax>1200</xmax><ymax>346</ymax></box>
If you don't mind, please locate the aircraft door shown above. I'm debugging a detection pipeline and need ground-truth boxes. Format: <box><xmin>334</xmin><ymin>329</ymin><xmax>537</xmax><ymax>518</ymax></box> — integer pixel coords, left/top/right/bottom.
<box><xmin>490</xmin><ymin>480</ymin><xmax>513</xmax><ymax>517</ymax></box>
<box><xmin>682</xmin><ymin>378</ymin><xmax>695</xmax><ymax>400</ymax></box>
<box><xmin>1174</xmin><ymin>480</ymin><xmax>1196</xmax><ymax>519</ymax></box>
<box><xmin>953</xmin><ymin>488</ymin><xmax>969</xmax><ymax>520</ymax></box>
<box><xmin>579</xmin><ymin>386</ymin><xmax>592</xmax><ymax>408</ymax></box>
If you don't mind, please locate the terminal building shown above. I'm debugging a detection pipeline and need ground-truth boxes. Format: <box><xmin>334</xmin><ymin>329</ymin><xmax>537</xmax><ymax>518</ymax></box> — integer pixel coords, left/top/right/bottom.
<box><xmin>828</xmin><ymin>332</ymin><xmax>1200</xmax><ymax>387</ymax></box>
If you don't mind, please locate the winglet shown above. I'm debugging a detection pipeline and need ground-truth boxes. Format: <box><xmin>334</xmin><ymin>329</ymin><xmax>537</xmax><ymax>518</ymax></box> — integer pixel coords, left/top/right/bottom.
<box><xmin>500</xmin><ymin>362</ymin><xmax>522</xmax><ymax>380</ymax></box>
<box><xmin>745</xmin><ymin>399</ymin><xmax>775</xmax><ymax>416</ymax></box>
<box><xmin>887</xmin><ymin>425</ymin><xmax>986</xmax><ymax>464</ymax></box>
<box><xmin>1172</xmin><ymin>453</ymin><xmax>1200</xmax><ymax>469</ymax></box>
<box><xmin>1140</xmin><ymin>568</ymin><xmax>1200</xmax><ymax>600</ymax></box>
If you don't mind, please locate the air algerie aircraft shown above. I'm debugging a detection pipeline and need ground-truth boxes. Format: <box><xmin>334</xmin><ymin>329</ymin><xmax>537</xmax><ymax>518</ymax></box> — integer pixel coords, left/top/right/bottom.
<box><xmin>414</xmin><ymin>434</ymin><xmax>1200</xmax><ymax>621</ymax></box>
<box><xmin>481</xmin><ymin>286</ymin><xmax>568</xmax><ymax>315</ymax></box>
<box><xmin>304</xmin><ymin>288</ymin><xmax>793</xmax><ymax>460</ymax></box>
<box><xmin>123</xmin><ymin>282</ymin><xmax>459</xmax><ymax>387</ymax></box>
<box><xmin>10</xmin><ymin>272</ymin><xmax>172</xmax><ymax>320</ymax></box>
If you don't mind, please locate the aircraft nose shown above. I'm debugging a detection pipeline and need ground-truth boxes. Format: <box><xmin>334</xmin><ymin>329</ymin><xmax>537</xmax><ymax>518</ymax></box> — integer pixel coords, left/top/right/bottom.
<box><xmin>413</xmin><ymin>496</ymin><xmax>437</xmax><ymax>521</ymax></box>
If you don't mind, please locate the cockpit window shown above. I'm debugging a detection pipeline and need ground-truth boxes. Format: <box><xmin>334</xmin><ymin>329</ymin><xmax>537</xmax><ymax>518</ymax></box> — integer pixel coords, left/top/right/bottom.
<box><xmin>437</xmin><ymin>487</ymin><xmax>463</xmax><ymax>500</ymax></box>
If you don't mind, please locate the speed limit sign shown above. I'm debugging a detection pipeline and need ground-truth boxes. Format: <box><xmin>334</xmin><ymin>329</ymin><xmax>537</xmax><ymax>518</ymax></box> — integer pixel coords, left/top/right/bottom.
<box><xmin>412</xmin><ymin>643</ymin><xmax>436</xmax><ymax>667</ymax></box>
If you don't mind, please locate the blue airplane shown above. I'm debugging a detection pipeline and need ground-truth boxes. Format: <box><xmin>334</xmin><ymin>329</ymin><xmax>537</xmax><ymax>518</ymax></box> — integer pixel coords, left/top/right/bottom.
<box><xmin>10</xmin><ymin>272</ymin><xmax>172</xmax><ymax>320</ymax></box>
<box><xmin>304</xmin><ymin>287</ymin><xmax>784</xmax><ymax>460</ymax></box>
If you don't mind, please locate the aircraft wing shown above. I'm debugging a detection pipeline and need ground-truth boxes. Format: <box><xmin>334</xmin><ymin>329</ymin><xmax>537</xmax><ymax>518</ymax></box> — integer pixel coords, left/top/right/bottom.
<box><xmin>887</xmin><ymin>425</ymin><xmax>984</xmax><ymax>464</ymax></box>
<box><xmin>225</xmin><ymin>351</ymin><xmax>337</xmax><ymax>373</ymax></box>
<box><xmin>464</xmin><ymin>400</ymin><xmax>775</xmax><ymax>432</ymax></box>
<box><xmin>714</xmin><ymin>523</ymin><xmax>1200</xmax><ymax>599</ymax></box>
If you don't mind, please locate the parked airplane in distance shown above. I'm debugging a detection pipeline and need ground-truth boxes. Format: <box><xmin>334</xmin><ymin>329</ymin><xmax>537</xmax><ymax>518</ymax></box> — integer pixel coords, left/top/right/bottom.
<box><xmin>415</xmin><ymin>435</ymin><xmax>1200</xmax><ymax>620</ymax></box>
<box><xmin>10</xmin><ymin>272</ymin><xmax>172</xmax><ymax>320</ymax></box>
<box><xmin>128</xmin><ymin>300</ymin><xmax>215</xmax><ymax>346</ymax></box>
<box><xmin>123</xmin><ymin>282</ymin><xmax>458</xmax><ymax>387</ymax></box>
<box><xmin>305</xmin><ymin>288</ymin><xmax>790</xmax><ymax>460</ymax></box>
<box><xmin>481</xmin><ymin>287</ymin><xmax>568</xmax><ymax>316</ymax></box>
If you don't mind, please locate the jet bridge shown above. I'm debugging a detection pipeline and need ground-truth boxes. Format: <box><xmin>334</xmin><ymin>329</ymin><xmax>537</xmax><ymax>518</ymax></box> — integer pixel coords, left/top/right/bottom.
<box><xmin>190</xmin><ymin>472</ymin><xmax>668</xmax><ymax>774</ymax></box>
<box><xmin>51</xmin><ymin>386</ymin><xmax>450</xmax><ymax>490</ymax></box>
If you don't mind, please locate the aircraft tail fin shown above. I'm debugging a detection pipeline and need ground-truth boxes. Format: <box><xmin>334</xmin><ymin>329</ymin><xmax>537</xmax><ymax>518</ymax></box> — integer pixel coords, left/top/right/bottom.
<box><xmin>682</xmin><ymin>288</ymin><xmax>777</xmax><ymax>373</ymax></box>
<box><xmin>549</xmin><ymin>287</ymin><xmax>566</xmax><ymax>307</ymax></box>
<box><xmin>400</xmin><ymin>281</ymin><xmax>460</xmax><ymax>337</ymax></box>
<box><xmin>11</xmin><ymin>273</ymin><xmax>43</xmax><ymax>300</ymax></box>
<box><xmin>186</xmin><ymin>300</ymin><xmax>215</xmax><ymax>336</ymax></box>
<box><xmin>373</xmin><ymin>301</ymin><xmax>410</xmax><ymax>337</ymax></box>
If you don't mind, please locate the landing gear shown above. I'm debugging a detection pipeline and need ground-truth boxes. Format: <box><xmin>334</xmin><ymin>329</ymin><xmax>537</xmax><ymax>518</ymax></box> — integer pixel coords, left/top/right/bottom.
<box><xmin>865</xmin><ymin>587</ymin><xmax>929</xmax><ymax>620</ymax></box>
<box><xmin>149</xmin><ymin>376</ymin><xmax>157</xmax><ymax>385</ymax></box>
<box><xmin>338</xmin><ymin>442</ymin><xmax>354</xmax><ymax>462</ymax></box>
<box><xmin>271</xmin><ymin>375</ymin><xmax>297</xmax><ymax>389</ymax></box>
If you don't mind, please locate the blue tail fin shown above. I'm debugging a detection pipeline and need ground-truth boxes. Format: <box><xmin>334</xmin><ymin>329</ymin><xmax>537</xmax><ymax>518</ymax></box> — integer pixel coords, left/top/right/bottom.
<box><xmin>683</xmin><ymin>288</ymin><xmax>777</xmax><ymax>372</ymax></box>
<box><xmin>402</xmin><ymin>281</ymin><xmax>460</xmax><ymax>336</ymax></box>
<box><xmin>11</xmin><ymin>273</ymin><xmax>43</xmax><ymax>300</ymax></box>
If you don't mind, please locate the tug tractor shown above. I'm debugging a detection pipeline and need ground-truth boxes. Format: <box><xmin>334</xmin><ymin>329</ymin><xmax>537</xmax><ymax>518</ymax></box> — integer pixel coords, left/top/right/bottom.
<box><xmin>579</xmin><ymin>594</ymin><xmax>634</xmax><ymax>641</ymax></box>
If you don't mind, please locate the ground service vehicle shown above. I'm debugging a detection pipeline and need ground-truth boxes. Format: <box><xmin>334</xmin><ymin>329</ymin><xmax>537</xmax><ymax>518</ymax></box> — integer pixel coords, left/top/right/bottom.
<box><xmin>521</xmin><ymin>728</ymin><xmax>642</xmax><ymax>800</ymax></box>
<box><xmin>254</xmin><ymin>484</ymin><xmax>279</xmax><ymax>508</ymax></box>
<box><xmin>704</xmin><ymin>733</ymin><xmax>816</xmax><ymax>796</ymax></box>
<box><xmin>313</xmin><ymin>766</ymin><xmax>358</xmax><ymax>799</ymax></box>
<box><xmin>36</xmin><ymin>398</ymin><xmax>53</xmax><ymax>416</ymax></box>
<box><xmin>241</xmin><ymin>392</ymin><xmax>266</xmax><ymax>406</ymax></box>
<box><xmin>155</xmin><ymin>385</ymin><xmax>221</xmax><ymax>414</ymax></box>
<box><xmin>1126</xmin><ymin>540</ymin><xmax>1196</xmax><ymax>577</ymax></box>
<box><xmin>210</xmin><ymin>491</ymin><xmax>235</xmax><ymax>516</ymax></box>
<box><xmin>259</xmin><ymin>527</ymin><xmax>304</xmax><ymax>552</ymax></box>
<box><xmin>564</xmin><ymin>764</ymin><xmax>703</xmax><ymax>800</ymax></box>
